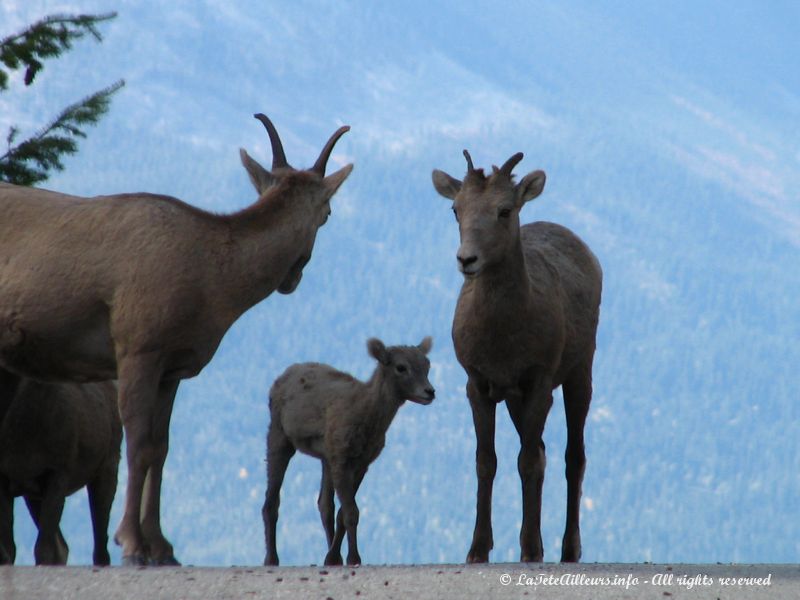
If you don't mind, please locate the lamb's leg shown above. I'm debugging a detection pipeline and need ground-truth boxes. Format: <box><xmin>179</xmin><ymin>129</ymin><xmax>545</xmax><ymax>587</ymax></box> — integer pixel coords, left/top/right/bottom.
<box><xmin>506</xmin><ymin>373</ymin><xmax>553</xmax><ymax>563</ymax></box>
<box><xmin>140</xmin><ymin>378</ymin><xmax>180</xmax><ymax>566</ymax></box>
<box><xmin>87</xmin><ymin>456</ymin><xmax>120</xmax><ymax>566</ymax></box>
<box><xmin>33</xmin><ymin>472</ymin><xmax>69</xmax><ymax>565</ymax></box>
<box><xmin>0</xmin><ymin>476</ymin><xmax>15</xmax><ymax>564</ymax></box>
<box><xmin>561</xmin><ymin>360</ymin><xmax>593</xmax><ymax>563</ymax></box>
<box><xmin>113</xmin><ymin>355</ymin><xmax>163</xmax><ymax>566</ymax></box>
<box><xmin>24</xmin><ymin>497</ymin><xmax>68</xmax><ymax>564</ymax></box>
<box><xmin>466</xmin><ymin>375</ymin><xmax>497</xmax><ymax>564</ymax></box>
<box><xmin>327</xmin><ymin>466</ymin><xmax>366</xmax><ymax>566</ymax></box>
<box><xmin>262</xmin><ymin>426</ymin><xmax>295</xmax><ymax>566</ymax></box>
<box><xmin>318</xmin><ymin>460</ymin><xmax>335</xmax><ymax>549</ymax></box>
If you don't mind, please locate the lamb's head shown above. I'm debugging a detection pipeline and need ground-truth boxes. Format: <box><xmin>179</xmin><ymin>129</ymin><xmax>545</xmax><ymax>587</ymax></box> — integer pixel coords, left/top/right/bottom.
<box><xmin>367</xmin><ymin>336</ymin><xmax>435</xmax><ymax>405</ymax></box>
<box><xmin>239</xmin><ymin>113</ymin><xmax>353</xmax><ymax>294</ymax></box>
<box><xmin>432</xmin><ymin>150</ymin><xmax>546</xmax><ymax>278</ymax></box>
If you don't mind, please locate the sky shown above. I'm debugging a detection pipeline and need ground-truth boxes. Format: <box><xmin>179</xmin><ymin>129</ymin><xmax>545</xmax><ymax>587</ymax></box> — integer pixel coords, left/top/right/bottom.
<box><xmin>1</xmin><ymin>1</ymin><xmax>799</xmax><ymax>566</ymax></box>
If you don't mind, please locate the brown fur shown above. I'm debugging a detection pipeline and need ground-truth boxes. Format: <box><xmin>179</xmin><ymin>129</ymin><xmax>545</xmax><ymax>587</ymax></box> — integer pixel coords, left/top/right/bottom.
<box><xmin>0</xmin><ymin>115</ymin><xmax>352</xmax><ymax>565</ymax></box>
<box><xmin>264</xmin><ymin>337</ymin><xmax>434</xmax><ymax>566</ymax></box>
<box><xmin>432</xmin><ymin>151</ymin><xmax>602</xmax><ymax>563</ymax></box>
<box><xmin>0</xmin><ymin>368</ymin><xmax>120</xmax><ymax>565</ymax></box>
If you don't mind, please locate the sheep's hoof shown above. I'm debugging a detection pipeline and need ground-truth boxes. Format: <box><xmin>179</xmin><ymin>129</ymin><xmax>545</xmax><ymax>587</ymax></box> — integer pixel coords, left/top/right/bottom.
<box><xmin>324</xmin><ymin>552</ymin><xmax>343</xmax><ymax>566</ymax></box>
<box><xmin>121</xmin><ymin>554</ymin><xmax>148</xmax><ymax>567</ymax></box>
<box><xmin>149</xmin><ymin>555</ymin><xmax>181</xmax><ymax>567</ymax></box>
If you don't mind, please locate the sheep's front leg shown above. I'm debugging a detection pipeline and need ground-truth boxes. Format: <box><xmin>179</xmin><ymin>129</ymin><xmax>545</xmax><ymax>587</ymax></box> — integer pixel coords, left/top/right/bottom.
<box><xmin>0</xmin><ymin>476</ymin><xmax>15</xmax><ymax>564</ymax></box>
<box><xmin>326</xmin><ymin>466</ymin><xmax>366</xmax><ymax>566</ymax></box>
<box><xmin>318</xmin><ymin>460</ymin><xmax>335</xmax><ymax>549</ymax></box>
<box><xmin>113</xmin><ymin>354</ymin><xmax>163</xmax><ymax>566</ymax></box>
<box><xmin>507</xmin><ymin>374</ymin><xmax>553</xmax><ymax>563</ymax></box>
<box><xmin>87</xmin><ymin>456</ymin><xmax>120</xmax><ymax>566</ymax></box>
<box><xmin>140</xmin><ymin>378</ymin><xmax>180</xmax><ymax>566</ymax></box>
<box><xmin>466</xmin><ymin>376</ymin><xmax>497</xmax><ymax>564</ymax></box>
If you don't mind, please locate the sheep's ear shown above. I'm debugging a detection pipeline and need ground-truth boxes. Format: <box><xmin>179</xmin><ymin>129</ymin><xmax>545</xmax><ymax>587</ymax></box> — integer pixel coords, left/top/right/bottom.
<box><xmin>432</xmin><ymin>170</ymin><xmax>462</xmax><ymax>200</ymax></box>
<box><xmin>516</xmin><ymin>169</ymin><xmax>546</xmax><ymax>206</ymax></box>
<box><xmin>418</xmin><ymin>336</ymin><xmax>433</xmax><ymax>355</ymax></box>
<box><xmin>367</xmin><ymin>338</ymin><xmax>390</xmax><ymax>365</ymax></box>
<box><xmin>323</xmin><ymin>163</ymin><xmax>354</xmax><ymax>196</ymax></box>
<box><xmin>240</xmin><ymin>149</ymin><xmax>278</xmax><ymax>195</ymax></box>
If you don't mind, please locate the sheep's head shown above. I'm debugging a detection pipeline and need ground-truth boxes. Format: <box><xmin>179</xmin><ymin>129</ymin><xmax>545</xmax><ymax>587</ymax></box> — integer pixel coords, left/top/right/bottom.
<box><xmin>239</xmin><ymin>113</ymin><xmax>353</xmax><ymax>294</ymax></box>
<box><xmin>432</xmin><ymin>150</ymin><xmax>545</xmax><ymax>278</ymax></box>
<box><xmin>367</xmin><ymin>336</ymin><xmax>435</xmax><ymax>405</ymax></box>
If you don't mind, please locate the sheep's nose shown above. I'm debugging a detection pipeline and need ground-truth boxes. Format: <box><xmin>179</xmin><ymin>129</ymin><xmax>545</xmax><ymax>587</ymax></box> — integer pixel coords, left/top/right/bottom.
<box><xmin>457</xmin><ymin>254</ymin><xmax>478</xmax><ymax>268</ymax></box>
<box><xmin>425</xmin><ymin>387</ymin><xmax>435</xmax><ymax>399</ymax></box>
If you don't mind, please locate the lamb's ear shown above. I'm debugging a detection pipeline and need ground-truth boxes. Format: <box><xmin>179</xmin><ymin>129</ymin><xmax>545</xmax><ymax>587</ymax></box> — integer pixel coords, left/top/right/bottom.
<box><xmin>418</xmin><ymin>336</ymin><xmax>433</xmax><ymax>355</ymax></box>
<box><xmin>432</xmin><ymin>170</ymin><xmax>462</xmax><ymax>200</ymax></box>
<box><xmin>323</xmin><ymin>163</ymin><xmax>354</xmax><ymax>196</ymax></box>
<box><xmin>367</xmin><ymin>338</ymin><xmax>390</xmax><ymax>365</ymax></box>
<box><xmin>516</xmin><ymin>169</ymin><xmax>546</xmax><ymax>206</ymax></box>
<box><xmin>240</xmin><ymin>149</ymin><xmax>278</xmax><ymax>195</ymax></box>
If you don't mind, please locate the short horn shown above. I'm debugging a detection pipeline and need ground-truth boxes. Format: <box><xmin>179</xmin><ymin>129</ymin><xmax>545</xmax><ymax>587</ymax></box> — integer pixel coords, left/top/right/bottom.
<box><xmin>463</xmin><ymin>149</ymin><xmax>475</xmax><ymax>174</ymax></box>
<box><xmin>312</xmin><ymin>125</ymin><xmax>350</xmax><ymax>175</ymax></box>
<box><xmin>253</xmin><ymin>113</ymin><xmax>290</xmax><ymax>170</ymax></box>
<box><xmin>499</xmin><ymin>152</ymin><xmax>524</xmax><ymax>177</ymax></box>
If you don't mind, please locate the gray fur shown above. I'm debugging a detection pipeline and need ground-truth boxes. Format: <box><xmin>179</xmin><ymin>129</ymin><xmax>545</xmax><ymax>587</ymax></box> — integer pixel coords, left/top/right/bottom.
<box><xmin>264</xmin><ymin>337</ymin><xmax>434</xmax><ymax>566</ymax></box>
<box><xmin>432</xmin><ymin>151</ymin><xmax>602</xmax><ymax>563</ymax></box>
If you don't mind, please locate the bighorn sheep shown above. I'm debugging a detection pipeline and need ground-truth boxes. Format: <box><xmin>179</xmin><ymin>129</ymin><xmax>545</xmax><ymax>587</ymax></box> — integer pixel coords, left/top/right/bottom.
<box><xmin>0</xmin><ymin>114</ymin><xmax>352</xmax><ymax>565</ymax></box>
<box><xmin>0</xmin><ymin>368</ymin><xmax>121</xmax><ymax>565</ymax></box>
<box><xmin>432</xmin><ymin>151</ymin><xmax>602</xmax><ymax>563</ymax></box>
<box><xmin>264</xmin><ymin>337</ymin><xmax>435</xmax><ymax>566</ymax></box>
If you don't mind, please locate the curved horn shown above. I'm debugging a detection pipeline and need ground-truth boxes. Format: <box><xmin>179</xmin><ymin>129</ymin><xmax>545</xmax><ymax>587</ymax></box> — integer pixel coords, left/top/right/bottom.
<box><xmin>499</xmin><ymin>152</ymin><xmax>524</xmax><ymax>177</ymax></box>
<box><xmin>462</xmin><ymin>149</ymin><xmax>475</xmax><ymax>174</ymax></box>
<box><xmin>312</xmin><ymin>125</ymin><xmax>351</xmax><ymax>175</ymax></box>
<box><xmin>253</xmin><ymin>113</ymin><xmax>290</xmax><ymax>170</ymax></box>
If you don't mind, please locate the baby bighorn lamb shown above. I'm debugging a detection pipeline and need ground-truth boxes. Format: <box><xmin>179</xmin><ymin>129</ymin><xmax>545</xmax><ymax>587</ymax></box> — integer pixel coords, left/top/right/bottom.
<box><xmin>264</xmin><ymin>337</ymin><xmax>435</xmax><ymax>566</ymax></box>
<box><xmin>0</xmin><ymin>369</ymin><xmax>121</xmax><ymax>565</ymax></box>
<box><xmin>432</xmin><ymin>151</ymin><xmax>602</xmax><ymax>563</ymax></box>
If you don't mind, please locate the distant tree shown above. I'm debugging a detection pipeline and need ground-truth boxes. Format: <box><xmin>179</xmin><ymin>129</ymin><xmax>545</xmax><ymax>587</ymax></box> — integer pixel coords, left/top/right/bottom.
<box><xmin>0</xmin><ymin>12</ymin><xmax>124</xmax><ymax>185</ymax></box>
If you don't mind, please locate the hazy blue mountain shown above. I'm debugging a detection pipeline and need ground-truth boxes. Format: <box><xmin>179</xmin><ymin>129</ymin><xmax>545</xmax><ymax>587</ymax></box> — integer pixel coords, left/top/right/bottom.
<box><xmin>2</xmin><ymin>1</ymin><xmax>798</xmax><ymax>566</ymax></box>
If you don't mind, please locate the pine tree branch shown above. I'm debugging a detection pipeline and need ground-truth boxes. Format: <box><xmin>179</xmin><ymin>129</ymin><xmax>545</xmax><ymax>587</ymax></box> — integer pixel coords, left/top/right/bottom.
<box><xmin>0</xmin><ymin>12</ymin><xmax>117</xmax><ymax>89</ymax></box>
<box><xmin>0</xmin><ymin>79</ymin><xmax>124</xmax><ymax>185</ymax></box>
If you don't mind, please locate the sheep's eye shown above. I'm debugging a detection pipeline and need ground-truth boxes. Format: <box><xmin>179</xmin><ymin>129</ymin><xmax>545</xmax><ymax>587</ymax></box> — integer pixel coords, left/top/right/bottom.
<box><xmin>452</xmin><ymin>206</ymin><xmax>459</xmax><ymax>221</ymax></box>
<box><xmin>396</xmin><ymin>364</ymin><xmax>408</xmax><ymax>373</ymax></box>
<box><xmin>498</xmin><ymin>207</ymin><xmax>512</xmax><ymax>219</ymax></box>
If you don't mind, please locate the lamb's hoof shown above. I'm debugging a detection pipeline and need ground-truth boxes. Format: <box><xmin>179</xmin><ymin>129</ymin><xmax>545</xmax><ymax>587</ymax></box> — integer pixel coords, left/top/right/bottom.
<box><xmin>520</xmin><ymin>553</ymin><xmax>543</xmax><ymax>563</ymax></box>
<box><xmin>121</xmin><ymin>554</ymin><xmax>148</xmax><ymax>567</ymax></box>
<box><xmin>149</xmin><ymin>555</ymin><xmax>181</xmax><ymax>567</ymax></box>
<box><xmin>466</xmin><ymin>550</ymin><xmax>489</xmax><ymax>564</ymax></box>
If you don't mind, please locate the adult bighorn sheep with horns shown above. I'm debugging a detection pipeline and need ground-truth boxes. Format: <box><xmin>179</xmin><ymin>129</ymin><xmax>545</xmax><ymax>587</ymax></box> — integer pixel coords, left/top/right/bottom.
<box><xmin>432</xmin><ymin>150</ymin><xmax>602</xmax><ymax>563</ymax></box>
<box><xmin>0</xmin><ymin>114</ymin><xmax>352</xmax><ymax>565</ymax></box>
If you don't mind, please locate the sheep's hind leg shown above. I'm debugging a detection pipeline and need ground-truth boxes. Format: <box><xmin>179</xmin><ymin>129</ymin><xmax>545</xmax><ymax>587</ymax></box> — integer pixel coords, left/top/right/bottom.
<box><xmin>33</xmin><ymin>473</ymin><xmax>69</xmax><ymax>565</ymax></box>
<box><xmin>561</xmin><ymin>360</ymin><xmax>593</xmax><ymax>563</ymax></box>
<box><xmin>507</xmin><ymin>373</ymin><xmax>553</xmax><ymax>563</ymax></box>
<box><xmin>24</xmin><ymin>497</ymin><xmax>69</xmax><ymax>564</ymax></box>
<box><xmin>0</xmin><ymin>476</ymin><xmax>16</xmax><ymax>564</ymax></box>
<box><xmin>263</xmin><ymin>427</ymin><xmax>295</xmax><ymax>566</ymax></box>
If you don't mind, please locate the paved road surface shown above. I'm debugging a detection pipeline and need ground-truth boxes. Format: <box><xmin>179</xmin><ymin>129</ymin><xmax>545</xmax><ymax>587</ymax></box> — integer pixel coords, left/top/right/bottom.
<box><xmin>1</xmin><ymin>562</ymin><xmax>797</xmax><ymax>599</ymax></box>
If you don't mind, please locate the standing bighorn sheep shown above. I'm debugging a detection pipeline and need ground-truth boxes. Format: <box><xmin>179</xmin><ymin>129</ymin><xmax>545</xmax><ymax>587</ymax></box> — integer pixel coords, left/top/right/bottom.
<box><xmin>0</xmin><ymin>368</ymin><xmax>121</xmax><ymax>565</ymax></box>
<box><xmin>432</xmin><ymin>151</ymin><xmax>602</xmax><ymax>563</ymax></box>
<box><xmin>0</xmin><ymin>114</ymin><xmax>352</xmax><ymax>565</ymax></box>
<box><xmin>264</xmin><ymin>337</ymin><xmax>435</xmax><ymax>566</ymax></box>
